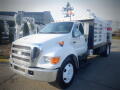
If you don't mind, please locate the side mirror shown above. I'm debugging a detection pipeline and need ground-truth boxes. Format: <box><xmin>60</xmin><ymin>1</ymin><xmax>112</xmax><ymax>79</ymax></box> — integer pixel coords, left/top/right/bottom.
<box><xmin>72</xmin><ymin>29</ymin><xmax>81</xmax><ymax>38</ymax></box>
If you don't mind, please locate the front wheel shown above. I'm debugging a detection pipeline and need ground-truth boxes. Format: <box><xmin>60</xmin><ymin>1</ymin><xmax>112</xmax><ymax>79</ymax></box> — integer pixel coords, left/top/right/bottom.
<box><xmin>53</xmin><ymin>58</ymin><xmax>76</xmax><ymax>89</ymax></box>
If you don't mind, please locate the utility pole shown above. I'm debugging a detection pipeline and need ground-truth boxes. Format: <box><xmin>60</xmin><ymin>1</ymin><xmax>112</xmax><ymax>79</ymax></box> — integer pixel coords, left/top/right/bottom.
<box><xmin>63</xmin><ymin>2</ymin><xmax>74</xmax><ymax>21</ymax></box>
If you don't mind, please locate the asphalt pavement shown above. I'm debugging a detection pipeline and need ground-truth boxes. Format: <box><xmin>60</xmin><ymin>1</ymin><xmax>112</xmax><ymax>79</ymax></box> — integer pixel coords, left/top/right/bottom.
<box><xmin>0</xmin><ymin>39</ymin><xmax>120</xmax><ymax>90</ymax></box>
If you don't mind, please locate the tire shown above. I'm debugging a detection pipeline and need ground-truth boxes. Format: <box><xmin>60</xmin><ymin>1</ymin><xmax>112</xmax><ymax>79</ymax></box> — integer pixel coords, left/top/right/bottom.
<box><xmin>51</xmin><ymin>58</ymin><xmax>76</xmax><ymax>89</ymax></box>
<box><xmin>83</xmin><ymin>55</ymin><xmax>88</xmax><ymax>63</ymax></box>
<box><xmin>101</xmin><ymin>45</ymin><xmax>111</xmax><ymax>57</ymax></box>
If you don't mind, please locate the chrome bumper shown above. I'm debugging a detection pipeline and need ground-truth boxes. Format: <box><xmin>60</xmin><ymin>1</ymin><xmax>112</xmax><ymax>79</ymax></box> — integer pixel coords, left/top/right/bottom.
<box><xmin>10</xmin><ymin>63</ymin><xmax>58</xmax><ymax>82</ymax></box>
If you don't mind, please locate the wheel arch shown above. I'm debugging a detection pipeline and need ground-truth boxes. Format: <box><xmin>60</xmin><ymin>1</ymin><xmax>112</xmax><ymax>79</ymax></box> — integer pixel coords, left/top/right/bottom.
<box><xmin>63</xmin><ymin>54</ymin><xmax>79</xmax><ymax>70</ymax></box>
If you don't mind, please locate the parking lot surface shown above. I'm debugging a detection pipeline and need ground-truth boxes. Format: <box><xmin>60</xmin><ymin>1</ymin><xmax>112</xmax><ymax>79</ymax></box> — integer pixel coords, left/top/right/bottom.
<box><xmin>0</xmin><ymin>39</ymin><xmax>120</xmax><ymax>90</ymax></box>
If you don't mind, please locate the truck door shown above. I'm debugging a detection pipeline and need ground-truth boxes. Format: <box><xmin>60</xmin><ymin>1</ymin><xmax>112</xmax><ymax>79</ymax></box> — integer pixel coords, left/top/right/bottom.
<box><xmin>72</xmin><ymin>23</ymin><xmax>87</xmax><ymax>56</ymax></box>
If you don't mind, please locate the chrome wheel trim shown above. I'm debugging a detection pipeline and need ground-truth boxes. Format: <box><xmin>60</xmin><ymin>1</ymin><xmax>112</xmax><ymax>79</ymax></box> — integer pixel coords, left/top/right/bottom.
<box><xmin>63</xmin><ymin>63</ymin><xmax>74</xmax><ymax>83</ymax></box>
<box><xmin>107</xmin><ymin>46</ymin><xmax>110</xmax><ymax>55</ymax></box>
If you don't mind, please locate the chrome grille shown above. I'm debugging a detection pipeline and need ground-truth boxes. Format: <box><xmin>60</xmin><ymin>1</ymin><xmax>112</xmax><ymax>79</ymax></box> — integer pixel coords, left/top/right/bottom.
<box><xmin>13</xmin><ymin>44</ymin><xmax>31</xmax><ymax>50</ymax></box>
<box><xmin>11</xmin><ymin>44</ymin><xmax>31</xmax><ymax>62</ymax></box>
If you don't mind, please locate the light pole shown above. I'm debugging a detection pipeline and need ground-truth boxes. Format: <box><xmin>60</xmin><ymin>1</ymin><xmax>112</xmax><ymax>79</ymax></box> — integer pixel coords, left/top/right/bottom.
<box><xmin>63</xmin><ymin>2</ymin><xmax>74</xmax><ymax>21</ymax></box>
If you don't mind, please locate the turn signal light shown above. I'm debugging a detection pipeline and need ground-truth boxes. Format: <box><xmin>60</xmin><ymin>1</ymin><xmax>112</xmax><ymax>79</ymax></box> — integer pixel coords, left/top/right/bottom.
<box><xmin>51</xmin><ymin>57</ymin><xmax>60</xmax><ymax>64</ymax></box>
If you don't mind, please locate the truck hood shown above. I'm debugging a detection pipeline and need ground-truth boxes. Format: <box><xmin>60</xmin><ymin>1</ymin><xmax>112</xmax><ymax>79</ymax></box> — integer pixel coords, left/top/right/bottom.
<box><xmin>13</xmin><ymin>34</ymin><xmax>66</xmax><ymax>45</ymax></box>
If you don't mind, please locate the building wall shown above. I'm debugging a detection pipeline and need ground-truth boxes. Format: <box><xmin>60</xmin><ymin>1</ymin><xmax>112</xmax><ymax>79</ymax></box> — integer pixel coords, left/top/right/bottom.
<box><xmin>0</xmin><ymin>11</ymin><xmax>54</xmax><ymax>44</ymax></box>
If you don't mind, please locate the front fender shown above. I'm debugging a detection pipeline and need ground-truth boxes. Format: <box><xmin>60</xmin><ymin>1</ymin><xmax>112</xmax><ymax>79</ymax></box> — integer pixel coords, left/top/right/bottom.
<box><xmin>42</xmin><ymin>45</ymin><xmax>78</xmax><ymax>69</ymax></box>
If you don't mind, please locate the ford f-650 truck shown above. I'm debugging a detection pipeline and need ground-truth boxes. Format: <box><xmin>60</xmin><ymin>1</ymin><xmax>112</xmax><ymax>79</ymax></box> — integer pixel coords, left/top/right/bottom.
<box><xmin>9</xmin><ymin>18</ymin><xmax>112</xmax><ymax>89</ymax></box>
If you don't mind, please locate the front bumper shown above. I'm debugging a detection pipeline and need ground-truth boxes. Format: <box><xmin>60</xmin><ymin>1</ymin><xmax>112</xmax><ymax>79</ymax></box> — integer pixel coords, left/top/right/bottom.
<box><xmin>10</xmin><ymin>63</ymin><xmax>58</xmax><ymax>82</ymax></box>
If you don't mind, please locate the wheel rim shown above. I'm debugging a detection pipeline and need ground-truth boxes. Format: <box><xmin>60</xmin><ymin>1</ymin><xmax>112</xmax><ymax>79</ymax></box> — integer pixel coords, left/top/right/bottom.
<box><xmin>107</xmin><ymin>46</ymin><xmax>110</xmax><ymax>55</ymax></box>
<box><xmin>63</xmin><ymin>63</ymin><xmax>74</xmax><ymax>83</ymax></box>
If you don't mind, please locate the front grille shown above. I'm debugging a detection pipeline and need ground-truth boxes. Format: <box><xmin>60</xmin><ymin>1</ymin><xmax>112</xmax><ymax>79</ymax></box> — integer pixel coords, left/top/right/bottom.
<box><xmin>12</xmin><ymin>55</ymin><xmax>30</xmax><ymax>62</ymax></box>
<box><xmin>11</xmin><ymin>44</ymin><xmax>31</xmax><ymax>62</ymax></box>
<box><xmin>13</xmin><ymin>44</ymin><xmax>31</xmax><ymax>50</ymax></box>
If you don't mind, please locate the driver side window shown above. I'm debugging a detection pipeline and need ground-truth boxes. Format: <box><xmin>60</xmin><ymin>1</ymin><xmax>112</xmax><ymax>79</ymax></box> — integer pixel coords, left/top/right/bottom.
<box><xmin>72</xmin><ymin>25</ymin><xmax>81</xmax><ymax>38</ymax></box>
<box><xmin>79</xmin><ymin>24</ymin><xmax>84</xmax><ymax>35</ymax></box>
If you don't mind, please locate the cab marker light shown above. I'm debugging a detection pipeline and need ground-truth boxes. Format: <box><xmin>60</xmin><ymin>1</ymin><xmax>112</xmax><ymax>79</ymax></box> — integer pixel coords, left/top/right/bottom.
<box><xmin>58</xmin><ymin>41</ymin><xmax>64</xmax><ymax>47</ymax></box>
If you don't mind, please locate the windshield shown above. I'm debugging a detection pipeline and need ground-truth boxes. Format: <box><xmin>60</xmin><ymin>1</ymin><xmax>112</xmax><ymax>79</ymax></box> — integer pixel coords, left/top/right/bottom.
<box><xmin>39</xmin><ymin>22</ymin><xmax>73</xmax><ymax>34</ymax></box>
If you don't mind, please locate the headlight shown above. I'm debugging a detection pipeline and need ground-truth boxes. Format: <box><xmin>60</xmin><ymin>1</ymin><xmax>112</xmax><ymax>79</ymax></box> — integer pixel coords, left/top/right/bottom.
<box><xmin>44</xmin><ymin>56</ymin><xmax>60</xmax><ymax>64</ymax></box>
<box><xmin>44</xmin><ymin>56</ymin><xmax>51</xmax><ymax>63</ymax></box>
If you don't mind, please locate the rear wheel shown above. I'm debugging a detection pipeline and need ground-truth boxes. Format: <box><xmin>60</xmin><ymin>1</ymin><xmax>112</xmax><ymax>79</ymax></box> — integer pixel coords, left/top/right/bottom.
<box><xmin>100</xmin><ymin>45</ymin><xmax>111</xmax><ymax>57</ymax></box>
<box><xmin>51</xmin><ymin>58</ymin><xmax>75</xmax><ymax>89</ymax></box>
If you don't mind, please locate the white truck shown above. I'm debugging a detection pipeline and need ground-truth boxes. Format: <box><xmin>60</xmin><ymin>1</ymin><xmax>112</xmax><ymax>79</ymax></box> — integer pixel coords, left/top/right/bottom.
<box><xmin>9</xmin><ymin>18</ymin><xmax>112</xmax><ymax>89</ymax></box>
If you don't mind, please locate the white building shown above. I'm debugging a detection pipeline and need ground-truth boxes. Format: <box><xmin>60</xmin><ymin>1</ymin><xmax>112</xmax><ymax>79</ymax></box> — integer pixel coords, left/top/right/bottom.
<box><xmin>0</xmin><ymin>11</ymin><xmax>54</xmax><ymax>44</ymax></box>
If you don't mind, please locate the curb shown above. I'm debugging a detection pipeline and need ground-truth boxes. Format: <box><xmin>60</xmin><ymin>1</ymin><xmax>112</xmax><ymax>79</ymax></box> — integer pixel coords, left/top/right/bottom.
<box><xmin>0</xmin><ymin>59</ymin><xmax>9</xmax><ymax>63</ymax></box>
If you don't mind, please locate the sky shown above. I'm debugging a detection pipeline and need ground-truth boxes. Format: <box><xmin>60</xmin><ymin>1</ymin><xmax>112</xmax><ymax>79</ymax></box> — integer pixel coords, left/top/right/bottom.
<box><xmin>0</xmin><ymin>0</ymin><xmax>120</xmax><ymax>21</ymax></box>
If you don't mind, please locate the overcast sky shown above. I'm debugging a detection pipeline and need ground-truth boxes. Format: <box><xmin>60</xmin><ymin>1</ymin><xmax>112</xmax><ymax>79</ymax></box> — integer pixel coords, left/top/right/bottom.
<box><xmin>0</xmin><ymin>0</ymin><xmax>120</xmax><ymax>21</ymax></box>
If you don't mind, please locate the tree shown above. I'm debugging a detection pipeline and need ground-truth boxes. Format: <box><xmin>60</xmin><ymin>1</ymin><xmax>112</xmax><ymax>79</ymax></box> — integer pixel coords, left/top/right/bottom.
<box><xmin>63</xmin><ymin>2</ymin><xmax>74</xmax><ymax>21</ymax></box>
